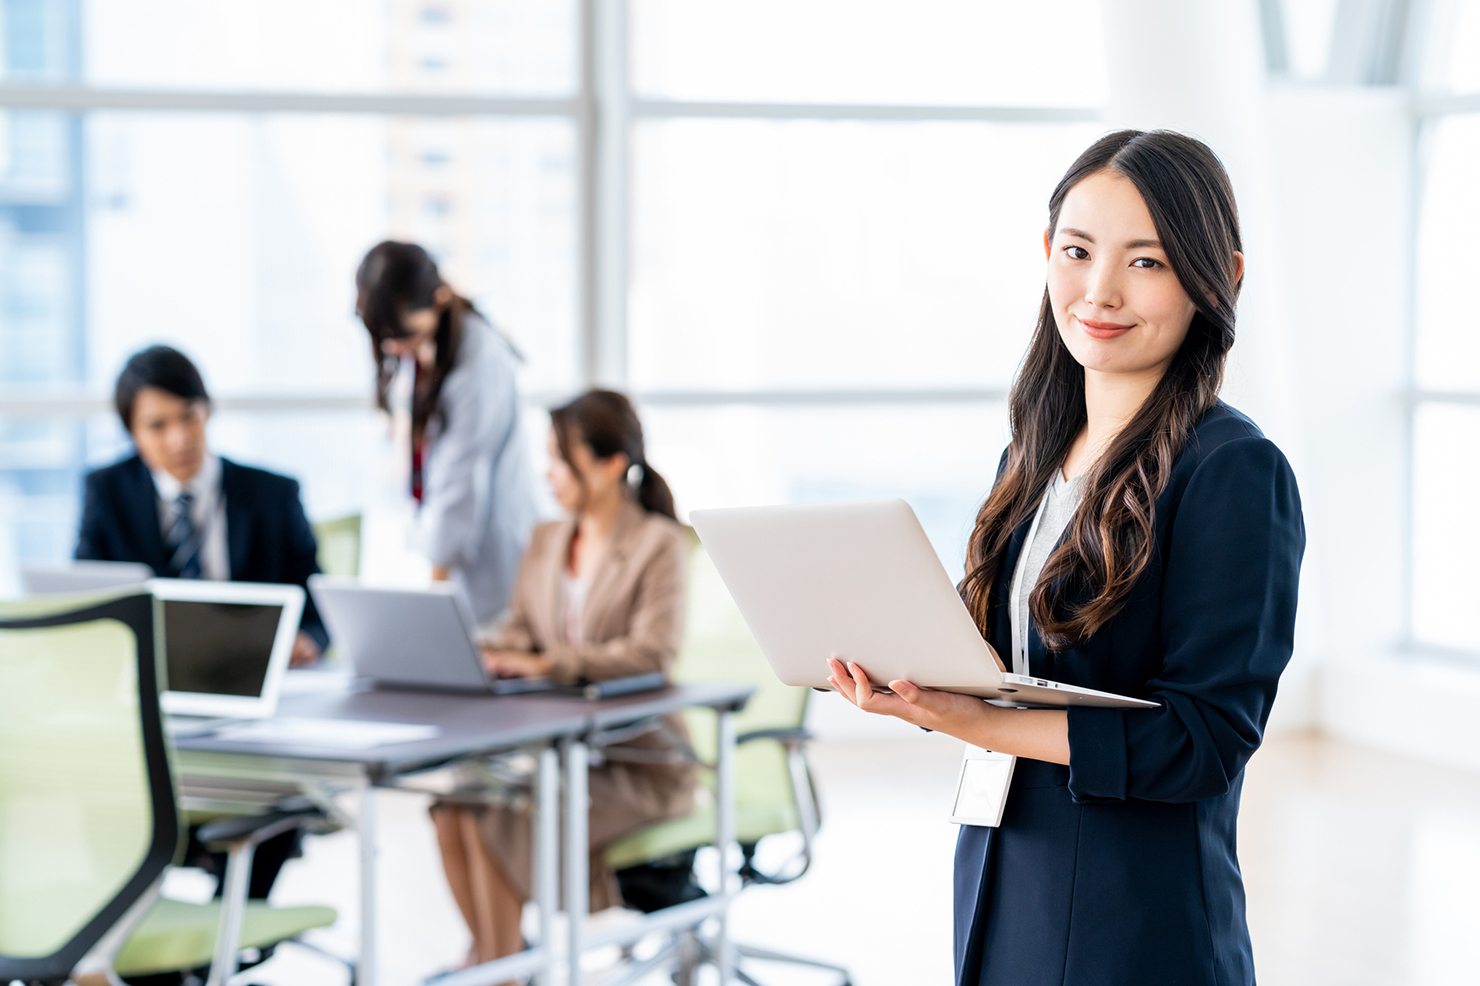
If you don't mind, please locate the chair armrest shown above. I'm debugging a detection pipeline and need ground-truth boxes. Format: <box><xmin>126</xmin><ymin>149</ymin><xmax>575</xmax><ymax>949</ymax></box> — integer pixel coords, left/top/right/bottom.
<box><xmin>736</xmin><ymin>727</ymin><xmax>813</xmax><ymax>747</ymax></box>
<box><xmin>591</xmin><ymin>716</ymin><xmax>705</xmax><ymax>767</ymax></box>
<box><xmin>588</xmin><ymin>716</ymin><xmax>666</xmax><ymax>749</ymax></box>
<box><xmin>196</xmin><ymin>806</ymin><xmax>324</xmax><ymax>847</ymax></box>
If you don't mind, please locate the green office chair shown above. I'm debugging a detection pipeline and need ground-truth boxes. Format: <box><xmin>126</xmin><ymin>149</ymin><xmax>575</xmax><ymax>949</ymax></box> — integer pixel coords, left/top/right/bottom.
<box><xmin>0</xmin><ymin>590</ymin><xmax>336</xmax><ymax>986</ymax></box>
<box><xmin>603</xmin><ymin>535</ymin><xmax>851</xmax><ymax>986</ymax></box>
<box><xmin>312</xmin><ymin>513</ymin><xmax>362</xmax><ymax>669</ymax></box>
<box><xmin>312</xmin><ymin>514</ymin><xmax>363</xmax><ymax>579</ymax></box>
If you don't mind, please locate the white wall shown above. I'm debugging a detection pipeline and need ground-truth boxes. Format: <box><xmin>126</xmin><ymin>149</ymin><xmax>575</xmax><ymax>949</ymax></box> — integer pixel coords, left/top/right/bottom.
<box><xmin>1263</xmin><ymin>84</ymin><xmax>1411</xmax><ymax>661</ymax></box>
<box><xmin>1261</xmin><ymin>85</ymin><xmax>1430</xmax><ymax>754</ymax></box>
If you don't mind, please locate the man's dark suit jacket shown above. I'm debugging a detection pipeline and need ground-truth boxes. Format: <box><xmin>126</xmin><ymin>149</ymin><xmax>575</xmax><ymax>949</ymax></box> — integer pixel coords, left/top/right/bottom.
<box><xmin>75</xmin><ymin>454</ymin><xmax>328</xmax><ymax>648</ymax></box>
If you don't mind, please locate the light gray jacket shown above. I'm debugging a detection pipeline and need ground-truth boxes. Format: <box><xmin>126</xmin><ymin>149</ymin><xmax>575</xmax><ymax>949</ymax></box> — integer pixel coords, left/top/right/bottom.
<box><xmin>417</xmin><ymin>313</ymin><xmax>540</xmax><ymax>624</ymax></box>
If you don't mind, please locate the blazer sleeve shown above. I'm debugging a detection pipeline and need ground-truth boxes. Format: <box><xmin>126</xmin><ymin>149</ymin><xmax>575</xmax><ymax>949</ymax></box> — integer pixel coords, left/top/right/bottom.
<box><xmin>1066</xmin><ymin>437</ymin><xmax>1305</xmax><ymax>804</ymax></box>
<box><xmin>420</xmin><ymin>333</ymin><xmax>518</xmax><ymax>571</ymax></box>
<box><xmin>542</xmin><ymin>529</ymin><xmax>688</xmax><ymax>685</ymax></box>
<box><xmin>74</xmin><ymin>470</ymin><xmax>110</xmax><ymax>561</ymax></box>
<box><xmin>278</xmin><ymin>478</ymin><xmax>329</xmax><ymax>649</ymax></box>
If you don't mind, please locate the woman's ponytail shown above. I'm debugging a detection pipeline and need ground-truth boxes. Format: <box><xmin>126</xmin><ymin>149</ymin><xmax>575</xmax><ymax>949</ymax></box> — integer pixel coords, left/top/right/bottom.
<box><xmin>631</xmin><ymin>462</ymin><xmax>677</xmax><ymax>520</ymax></box>
<box><xmin>551</xmin><ymin>389</ymin><xmax>676</xmax><ymax>519</ymax></box>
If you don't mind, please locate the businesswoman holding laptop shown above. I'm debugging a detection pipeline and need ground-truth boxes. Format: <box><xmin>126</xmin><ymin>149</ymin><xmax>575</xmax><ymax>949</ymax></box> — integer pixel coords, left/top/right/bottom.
<box><xmin>356</xmin><ymin>241</ymin><xmax>540</xmax><ymax>624</ymax></box>
<box><xmin>827</xmin><ymin>130</ymin><xmax>1304</xmax><ymax>985</ymax></box>
<box><xmin>432</xmin><ymin>389</ymin><xmax>694</xmax><ymax>972</ymax></box>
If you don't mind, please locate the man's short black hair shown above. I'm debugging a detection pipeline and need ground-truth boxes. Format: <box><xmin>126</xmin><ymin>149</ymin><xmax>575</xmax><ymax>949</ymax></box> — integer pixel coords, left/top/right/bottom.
<box><xmin>115</xmin><ymin>345</ymin><xmax>211</xmax><ymax>430</ymax></box>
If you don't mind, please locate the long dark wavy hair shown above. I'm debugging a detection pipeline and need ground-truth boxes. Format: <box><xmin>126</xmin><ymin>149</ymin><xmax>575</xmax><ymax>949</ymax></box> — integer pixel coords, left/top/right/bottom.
<box><xmin>960</xmin><ymin>130</ymin><xmax>1243</xmax><ymax>650</ymax></box>
<box><xmin>551</xmin><ymin>390</ymin><xmax>677</xmax><ymax>520</ymax></box>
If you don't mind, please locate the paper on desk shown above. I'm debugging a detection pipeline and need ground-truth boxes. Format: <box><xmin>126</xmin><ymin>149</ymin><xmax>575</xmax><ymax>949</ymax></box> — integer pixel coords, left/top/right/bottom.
<box><xmin>212</xmin><ymin>717</ymin><xmax>440</xmax><ymax>749</ymax></box>
<box><xmin>280</xmin><ymin>669</ymin><xmax>355</xmax><ymax>695</ymax></box>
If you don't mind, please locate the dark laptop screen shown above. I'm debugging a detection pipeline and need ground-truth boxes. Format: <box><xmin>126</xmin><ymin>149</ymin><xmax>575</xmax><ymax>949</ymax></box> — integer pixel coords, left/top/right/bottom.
<box><xmin>162</xmin><ymin>599</ymin><xmax>283</xmax><ymax>697</ymax></box>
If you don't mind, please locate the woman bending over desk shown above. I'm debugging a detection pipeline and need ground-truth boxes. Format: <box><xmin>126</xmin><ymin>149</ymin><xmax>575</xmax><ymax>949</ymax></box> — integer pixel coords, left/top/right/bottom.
<box><xmin>355</xmin><ymin>241</ymin><xmax>540</xmax><ymax>626</ymax></box>
<box><xmin>431</xmin><ymin>389</ymin><xmax>694</xmax><ymax>973</ymax></box>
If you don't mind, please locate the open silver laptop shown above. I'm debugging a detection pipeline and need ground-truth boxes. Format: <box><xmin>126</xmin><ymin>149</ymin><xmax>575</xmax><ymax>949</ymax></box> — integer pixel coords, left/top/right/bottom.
<box><xmin>21</xmin><ymin>560</ymin><xmax>154</xmax><ymax>596</ymax></box>
<box><xmin>689</xmin><ymin>499</ymin><xmax>1157</xmax><ymax>709</ymax></box>
<box><xmin>308</xmin><ymin>576</ymin><xmax>554</xmax><ymax>695</ymax></box>
<box><xmin>148</xmin><ymin>578</ymin><xmax>305</xmax><ymax>722</ymax></box>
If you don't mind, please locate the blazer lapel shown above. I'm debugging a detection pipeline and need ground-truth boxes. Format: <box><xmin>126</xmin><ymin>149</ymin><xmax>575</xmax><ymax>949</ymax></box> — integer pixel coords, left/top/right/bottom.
<box><xmin>989</xmin><ymin>514</ymin><xmax>1035</xmax><ymax>658</ymax></box>
<box><xmin>538</xmin><ymin>518</ymin><xmax>577</xmax><ymax>647</ymax></box>
<box><xmin>221</xmin><ymin>458</ymin><xmax>253</xmax><ymax>581</ymax></box>
<box><xmin>579</xmin><ymin>502</ymin><xmax>645</xmax><ymax>643</ymax></box>
<box><xmin>121</xmin><ymin>456</ymin><xmax>168</xmax><ymax>574</ymax></box>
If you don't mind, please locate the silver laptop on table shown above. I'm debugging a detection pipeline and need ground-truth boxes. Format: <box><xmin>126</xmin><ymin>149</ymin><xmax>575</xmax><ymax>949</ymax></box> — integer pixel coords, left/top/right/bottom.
<box><xmin>689</xmin><ymin>499</ymin><xmax>1157</xmax><ymax>710</ymax></box>
<box><xmin>308</xmin><ymin>576</ymin><xmax>554</xmax><ymax>695</ymax></box>
<box><xmin>21</xmin><ymin>560</ymin><xmax>154</xmax><ymax>596</ymax></box>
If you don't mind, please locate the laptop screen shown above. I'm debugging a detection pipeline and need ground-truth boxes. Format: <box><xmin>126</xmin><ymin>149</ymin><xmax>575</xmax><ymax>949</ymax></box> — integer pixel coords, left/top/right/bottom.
<box><xmin>162</xmin><ymin>599</ymin><xmax>284</xmax><ymax>698</ymax></box>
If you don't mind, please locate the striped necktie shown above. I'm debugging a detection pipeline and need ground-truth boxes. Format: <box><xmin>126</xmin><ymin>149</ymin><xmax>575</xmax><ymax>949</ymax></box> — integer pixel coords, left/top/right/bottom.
<box><xmin>165</xmin><ymin>491</ymin><xmax>202</xmax><ymax>579</ymax></box>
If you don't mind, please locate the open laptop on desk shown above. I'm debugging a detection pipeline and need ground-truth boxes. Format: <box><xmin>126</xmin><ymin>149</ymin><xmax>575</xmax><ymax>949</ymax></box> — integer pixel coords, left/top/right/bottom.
<box><xmin>690</xmin><ymin>499</ymin><xmax>1157</xmax><ymax>710</ymax></box>
<box><xmin>21</xmin><ymin>560</ymin><xmax>154</xmax><ymax>595</ymax></box>
<box><xmin>309</xmin><ymin>577</ymin><xmax>668</xmax><ymax>700</ymax></box>
<box><xmin>149</xmin><ymin>578</ymin><xmax>305</xmax><ymax>732</ymax></box>
<box><xmin>309</xmin><ymin>576</ymin><xmax>558</xmax><ymax>695</ymax></box>
<box><xmin>151</xmin><ymin>580</ymin><xmax>449</xmax><ymax>750</ymax></box>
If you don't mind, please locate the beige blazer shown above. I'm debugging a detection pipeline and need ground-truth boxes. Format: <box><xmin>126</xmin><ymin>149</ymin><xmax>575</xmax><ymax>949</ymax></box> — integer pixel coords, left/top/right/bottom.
<box><xmin>488</xmin><ymin>500</ymin><xmax>689</xmax><ymax>685</ymax></box>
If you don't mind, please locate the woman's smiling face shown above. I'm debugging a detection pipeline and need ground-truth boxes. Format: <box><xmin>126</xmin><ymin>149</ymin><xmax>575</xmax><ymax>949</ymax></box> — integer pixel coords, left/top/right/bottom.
<box><xmin>1045</xmin><ymin>169</ymin><xmax>1199</xmax><ymax>380</ymax></box>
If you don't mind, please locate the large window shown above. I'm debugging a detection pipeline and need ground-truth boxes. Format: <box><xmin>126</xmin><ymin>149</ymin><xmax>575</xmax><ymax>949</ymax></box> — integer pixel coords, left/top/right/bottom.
<box><xmin>1411</xmin><ymin>1</ymin><xmax>1480</xmax><ymax>651</ymax></box>
<box><xmin>629</xmin><ymin>120</ymin><xmax>1097</xmax><ymax>393</ymax></box>
<box><xmin>0</xmin><ymin>0</ymin><xmax>580</xmax><ymax>587</ymax></box>
<box><xmin>0</xmin><ymin>0</ymin><xmax>1105</xmax><ymax>588</ymax></box>
<box><xmin>625</xmin><ymin>0</ymin><xmax>1104</xmax><ymax>576</ymax></box>
<box><xmin>1255</xmin><ymin>0</ymin><xmax>1480</xmax><ymax>655</ymax></box>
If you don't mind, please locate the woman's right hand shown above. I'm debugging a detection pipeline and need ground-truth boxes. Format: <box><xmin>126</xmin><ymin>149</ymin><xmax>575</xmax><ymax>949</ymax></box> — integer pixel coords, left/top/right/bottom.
<box><xmin>481</xmin><ymin>648</ymin><xmax>554</xmax><ymax>679</ymax></box>
<box><xmin>825</xmin><ymin>657</ymin><xmax>993</xmax><ymax>736</ymax></box>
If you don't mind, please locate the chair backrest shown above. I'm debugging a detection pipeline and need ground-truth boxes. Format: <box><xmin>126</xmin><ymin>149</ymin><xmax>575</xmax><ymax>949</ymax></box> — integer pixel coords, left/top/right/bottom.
<box><xmin>0</xmin><ymin>591</ymin><xmax>179</xmax><ymax>983</ymax></box>
<box><xmin>604</xmin><ymin>536</ymin><xmax>814</xmax><ymax>870</ymax></box>
<box><xmin>673</xmin><ymin>532</ymin><xmax>808</xmax><ymax>806</ymax></box>
<box><xmin>312</xmin><ymin>514</ymin><xmax>363</xmax><ymax>579</ymax></box>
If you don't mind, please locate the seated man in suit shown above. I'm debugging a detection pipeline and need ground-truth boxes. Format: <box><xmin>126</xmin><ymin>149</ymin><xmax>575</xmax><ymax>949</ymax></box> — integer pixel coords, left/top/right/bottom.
<box><xmin>77</xmin><ymin>344</ymin><xmax>328</xmax><ymax>661</ymax></box>
<box><xmin>76</xmin><ymin>344</ymin><xmax>327</xmax><ymax>908</ymax></box>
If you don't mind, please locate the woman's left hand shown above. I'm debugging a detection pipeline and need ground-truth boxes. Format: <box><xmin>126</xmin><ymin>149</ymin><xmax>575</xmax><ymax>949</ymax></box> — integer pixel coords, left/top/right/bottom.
<box><xmin>482</xmin><ymin>650</ymin><xmax>554</xmax><ymax>678</ymax></box>
<box><xmin>825</xmin><ymin>657</ymin><xmax>991</xmax><ymax>735</ymax></box>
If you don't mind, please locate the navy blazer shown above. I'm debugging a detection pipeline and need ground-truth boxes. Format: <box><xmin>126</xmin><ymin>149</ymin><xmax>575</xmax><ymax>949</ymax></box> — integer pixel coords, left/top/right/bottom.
<box><xmin>75</xmin><ymin>455</ymin><xmax>328</xmax><ymax>649</ymax></box>
<box><xmin>954</xmin><ymin>402</ymin><xmax>1304</xmax><ymax>986</ymax></box>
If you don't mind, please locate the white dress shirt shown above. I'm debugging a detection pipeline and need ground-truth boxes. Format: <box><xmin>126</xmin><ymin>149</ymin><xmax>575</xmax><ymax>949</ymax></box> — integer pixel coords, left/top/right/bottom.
<box><xmin>149</xmin><ymin>453</ymin><xmax>230</xmax><ymax>581</ymax></box>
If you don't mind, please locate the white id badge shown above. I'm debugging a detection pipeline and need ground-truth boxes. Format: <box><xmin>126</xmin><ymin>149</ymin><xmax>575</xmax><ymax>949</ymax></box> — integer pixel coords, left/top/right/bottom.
<box><xmin>949</xmin><ymin>746</ymin><xmax>1016</xmax><ymax>827</ymax></box>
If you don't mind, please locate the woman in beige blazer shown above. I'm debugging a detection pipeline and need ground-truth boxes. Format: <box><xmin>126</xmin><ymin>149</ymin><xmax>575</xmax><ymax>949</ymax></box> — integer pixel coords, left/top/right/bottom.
<box><xmin>431</xmin><ymin>389</ymin><xmax>694</xmax><ymax>972</ymax></box>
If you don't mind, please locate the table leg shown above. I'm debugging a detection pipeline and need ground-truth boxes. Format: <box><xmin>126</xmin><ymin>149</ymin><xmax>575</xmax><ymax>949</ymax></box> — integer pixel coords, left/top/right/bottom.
<box><xmin>360</xmin><ymin>781</ymin><xmax>378</xmax><ymax>986</ymax></box>
<box><xmin>563</xmin><ymin>739</ymin><xmax>589</xmax><ymax>986</ymax></box>
<box><xmin>714</xmin><ymin>709</ymin><xmax>737</xmax><ymax>984</ymax></box>
<box><xmin>533</xmin><ymin>744</ymin><xmax>560</xmax><ymax>986</ymax></box>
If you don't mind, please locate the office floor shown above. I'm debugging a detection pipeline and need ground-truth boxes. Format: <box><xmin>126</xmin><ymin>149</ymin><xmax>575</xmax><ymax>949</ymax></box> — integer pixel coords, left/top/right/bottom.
<box><xmin>208</xmin><ymin>730</ymin><xmax>1480</xmax><ymax>986</ymax></box>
